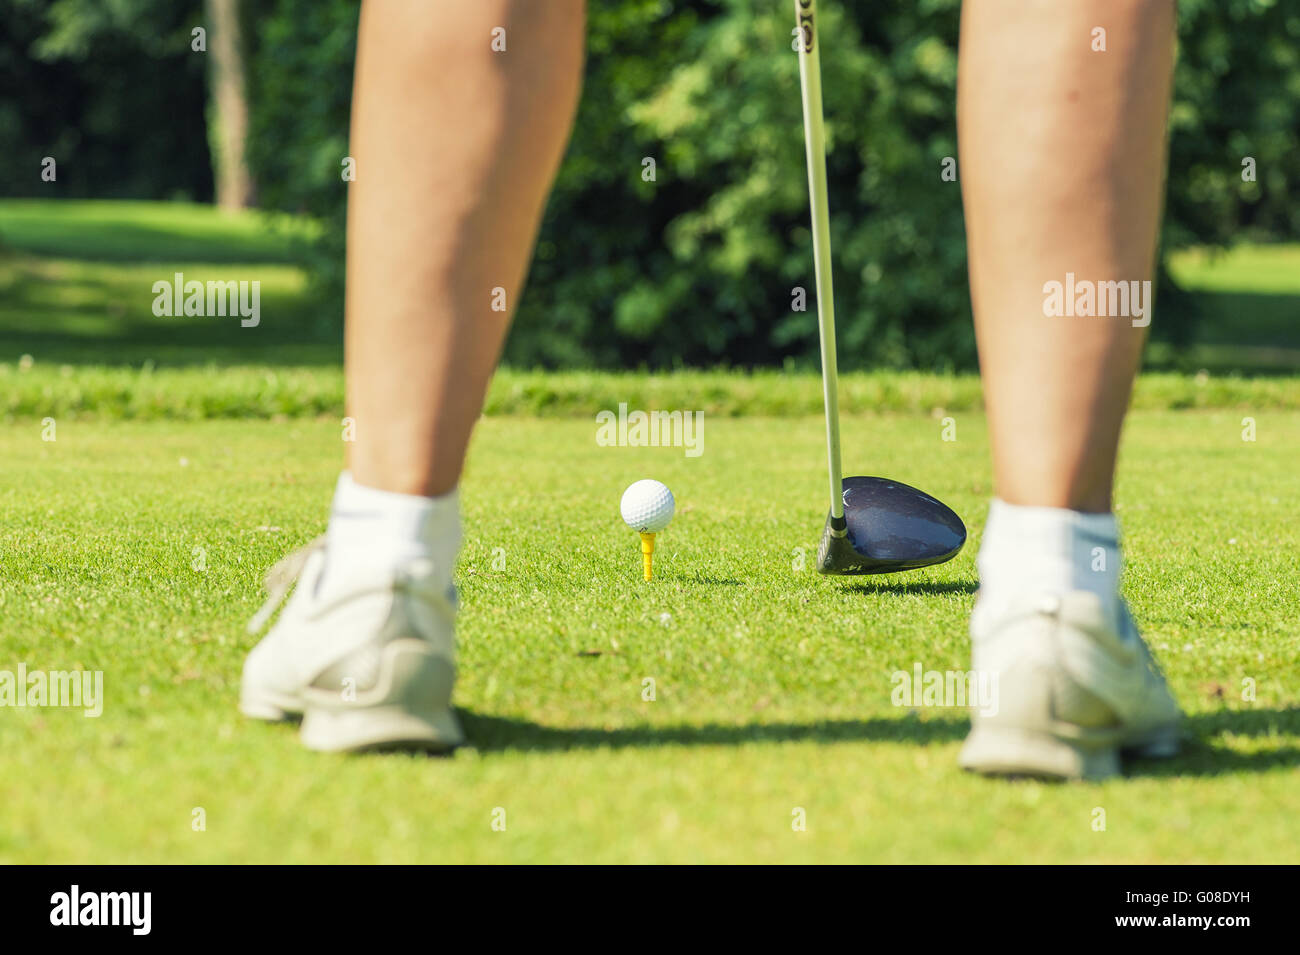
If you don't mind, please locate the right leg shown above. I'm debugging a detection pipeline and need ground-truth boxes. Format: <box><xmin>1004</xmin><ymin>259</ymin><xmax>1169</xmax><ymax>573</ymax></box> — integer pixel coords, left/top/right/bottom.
<box><xmin>960</xmin><ymin>0</ymin><xmax>1172</xmax><ymax>516</ymax></box>
<box><xmin>241</xmin><ymin>0</ymin><xmax>585</xmax><ymax>751</ymax></box>
<box><xmin>955</xmin><ymin>0</ymin><xmax>1181</xmax><ymax>779</ymax></box>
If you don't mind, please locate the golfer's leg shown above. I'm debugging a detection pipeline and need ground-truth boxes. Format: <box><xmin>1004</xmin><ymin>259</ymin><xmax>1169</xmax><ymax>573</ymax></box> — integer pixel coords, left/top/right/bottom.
<box><xmin>959</xmin><ymin>0</ymin><xmax>1175</xmax><ymax>513</ymax></box>
<box><xmin>240</xmin><ymin>1</ymin><xmax>584</xmax><ymax>751</ymax></box>
<box><xmin>345</xmin><ymin>0</ymin><xmax>585</xmax><ymax>496</ymax></box>
<box><xmin>955</xmin><ymin>0</ymin><xmax>1181</xmax><ymax>779</ymax></box>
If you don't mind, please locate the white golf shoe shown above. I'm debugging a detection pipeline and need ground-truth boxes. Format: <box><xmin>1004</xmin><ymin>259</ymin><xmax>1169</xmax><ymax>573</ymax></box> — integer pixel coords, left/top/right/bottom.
<box><xmin>959</xmin><ymin>592</ymin><xmax>1181</xmax><ymax>780</ymax></box>
<box><xmin>240</xmin><ymin>536</ymin><xmax>464</xmax><ymax>752</ymax></box>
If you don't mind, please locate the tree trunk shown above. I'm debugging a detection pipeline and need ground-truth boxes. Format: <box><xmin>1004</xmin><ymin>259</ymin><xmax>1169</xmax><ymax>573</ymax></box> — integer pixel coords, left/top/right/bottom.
<box><xmin>207</xmin><ymin>0</ymin><xmax>253</xmax><ymax>209</ymax></box>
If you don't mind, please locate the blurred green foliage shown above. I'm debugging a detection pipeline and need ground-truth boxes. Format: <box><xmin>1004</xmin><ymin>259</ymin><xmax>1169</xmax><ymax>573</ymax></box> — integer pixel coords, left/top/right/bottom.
<box><xmin>4</xmin><ymin>0</ymin><xmax>1298</xmax><ymax>369</ymax></box>
<box><xmin>242</xmin><ymin>0</ymin><xmax>356</xmax><ymax>337</ymax></box>
<box><xmin>0</xmin><ymin>0</ymin><xmax>211</xmax><ymax>201</ymax></box>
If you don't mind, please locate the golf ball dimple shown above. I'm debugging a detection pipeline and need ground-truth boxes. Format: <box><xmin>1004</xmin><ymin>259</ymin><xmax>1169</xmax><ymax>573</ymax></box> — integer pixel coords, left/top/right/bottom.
<box><xmin>620</xmin><ymin>479</ymin><xmax>675</xmax><ymax>533</ymax></box>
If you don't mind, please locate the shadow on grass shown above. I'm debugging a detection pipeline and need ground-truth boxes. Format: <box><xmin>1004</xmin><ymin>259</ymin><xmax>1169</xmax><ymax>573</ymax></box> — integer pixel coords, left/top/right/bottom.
<box><xmin>838</xmin><ymin>579</ymin><xmax>978</xmax><ymax>597</ymax></box>
<box><xmin>1146</xmin><ymin>289</ymin><xmax>1300</xmax><ymax>375</ymax></box>
<box><xmin>682</xmin><ymin>574</ymin><xmax>744</xmax><ymax>587</ymax></box>
<box><xmin>458</xmin><ymin>710</ymin><xmax>967</xmax><ymax>753</ymax></box>
<box><xmin>448</xmin><ymin>707</ymin><xmax>1300</xmax><ymax>778</ymax></box>
<box><xmin>0</xmin><ymin>251</ymin><xmax>341</xmax><ymax>367</ymax></box>
<box><xmin>1128</xmin><ymin>708</ymin><xmax>1300</xmax><ymax>778</ymax></box>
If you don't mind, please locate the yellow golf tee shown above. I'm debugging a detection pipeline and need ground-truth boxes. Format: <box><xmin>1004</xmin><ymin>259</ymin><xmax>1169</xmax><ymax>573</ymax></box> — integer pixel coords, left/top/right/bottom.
<box><xmin>639</xmin><ymin>531</ymin><xmax>656</xmax><ymax>581</ymax></box>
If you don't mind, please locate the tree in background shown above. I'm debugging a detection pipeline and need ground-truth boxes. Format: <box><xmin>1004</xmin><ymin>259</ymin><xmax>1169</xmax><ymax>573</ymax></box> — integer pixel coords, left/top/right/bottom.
<box><xmin>206</xmin><ymin>0</ymin><xmax>253</xmax><ymax>210</ymax></box>
<box><xmin>6</xmin><ymin>0</ymin><xmax>1297</xmax><ymax>370</ymax></box>
<box><xmin>2</xmin><ymin>0</ymin><xmax>252</xmax><ymax>206</ymax></box>
<box><xmin>244</xmin><ymin>0</ymin><xmax>1298</xmax><ymax>370</ymax></box>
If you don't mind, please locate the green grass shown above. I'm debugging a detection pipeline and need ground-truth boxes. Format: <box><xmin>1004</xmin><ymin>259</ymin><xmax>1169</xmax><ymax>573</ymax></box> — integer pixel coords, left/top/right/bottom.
<box><xmin>3</xmin><ymin>199</ymin><xmax>1298</xmax><ymax>862</ymax></box>
<box><xmin>0</xmin><ymin>199</ymin><xmax>317</xmax><ymax>264</ymax></box>
<box><xmin>5</xmin><ymin>363</ymin><xmax>1300</xmax><ymax>421</ymax></box>
<box><xmin>1157</xmin><ymin>244</ymin><xmax>1300</xmax><ymax>371</ymax></box>
<box><xmin>1168</xmin><ymin>243</ymin><xmax>1300</xmax><ymax>300</ymax></box>
<box><xmin>3</xmin><ymin>198</ymin><xmax>1300</xmax><ymax>375</ymax></box>
<box><xmin>2</xmin><ymin>411</ymin><xmax>1298</xmax><ymax>863</ymax></box>
<box><xmin>0</xmin><ymin>199</ymin><xmax>336</xmax><ymax>367</ymax></box>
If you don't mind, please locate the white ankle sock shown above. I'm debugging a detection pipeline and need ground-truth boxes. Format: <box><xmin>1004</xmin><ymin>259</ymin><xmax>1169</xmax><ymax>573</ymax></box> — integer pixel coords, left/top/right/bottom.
<box><xmin>321</xmin><ymin>472</ymin><xmax>461</xmax><ymax>592</ymax></box>
<box><xmin>973</xmin><ymin>499</ymin><xmax>1122</xmax><ymax>630</ymax></box>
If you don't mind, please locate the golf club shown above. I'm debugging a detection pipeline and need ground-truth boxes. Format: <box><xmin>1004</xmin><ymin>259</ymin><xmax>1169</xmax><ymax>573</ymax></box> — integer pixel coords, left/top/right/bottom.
<box><xmin>794</xmin><ymin>0</ymin><xmax>966</xmax><ymax>575</ymax></box>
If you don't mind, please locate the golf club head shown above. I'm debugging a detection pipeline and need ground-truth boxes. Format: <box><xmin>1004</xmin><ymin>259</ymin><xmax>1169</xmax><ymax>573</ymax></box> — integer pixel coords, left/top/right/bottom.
<box><xmin>817</xmin><ymin>476</ymin><xmax>966</xmax><ymax>575</ymax></box>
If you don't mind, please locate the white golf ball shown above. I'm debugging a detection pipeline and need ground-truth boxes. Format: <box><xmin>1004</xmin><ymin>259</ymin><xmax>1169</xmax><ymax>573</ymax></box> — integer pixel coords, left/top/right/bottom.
<box><xmin>620</xmin><ymin>479</ymin><xmax>675</xmax><ymax>533</ymax></box>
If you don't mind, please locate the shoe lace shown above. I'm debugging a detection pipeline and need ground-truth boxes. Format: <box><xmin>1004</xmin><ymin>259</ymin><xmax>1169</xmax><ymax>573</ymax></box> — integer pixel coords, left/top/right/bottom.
<box><xmin>246</xmin><ymin>535</ymin><xmax>327</xmax><ymax>635</ymax></box>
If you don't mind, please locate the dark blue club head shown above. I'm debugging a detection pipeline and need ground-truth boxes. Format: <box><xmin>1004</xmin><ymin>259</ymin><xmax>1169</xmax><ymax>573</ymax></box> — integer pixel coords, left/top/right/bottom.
<box><xmin>816</xmin><ymin>476</ymin><xmax>966</xmax><ymax>575</ymax></box>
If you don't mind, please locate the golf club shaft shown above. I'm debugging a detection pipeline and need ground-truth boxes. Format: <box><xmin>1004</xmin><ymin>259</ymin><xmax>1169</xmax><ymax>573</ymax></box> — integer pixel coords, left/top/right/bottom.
<box><xmin>794</xmin><ymin>0</ymin><xmax>845</xmax><ymax>522</ymax></box>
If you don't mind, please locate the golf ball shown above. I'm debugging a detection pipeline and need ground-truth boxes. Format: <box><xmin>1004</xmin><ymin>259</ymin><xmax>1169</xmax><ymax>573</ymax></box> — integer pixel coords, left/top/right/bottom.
<box><xmin>620</xmin><ymin>479</ymin><xmax>675</xmax><ymax>533</ymax></box>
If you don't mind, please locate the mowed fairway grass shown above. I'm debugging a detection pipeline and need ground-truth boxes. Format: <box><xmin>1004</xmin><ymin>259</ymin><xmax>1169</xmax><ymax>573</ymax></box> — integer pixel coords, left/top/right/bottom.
<box><xmin>3</xmin><ymin>408</ymin><xmax>1299</xmax><ymax>864</ymax></box>
<box><xmin>3</xmin><ymin>201</ymin><xmax>1298</xmax><ymax>862</ymax></box>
